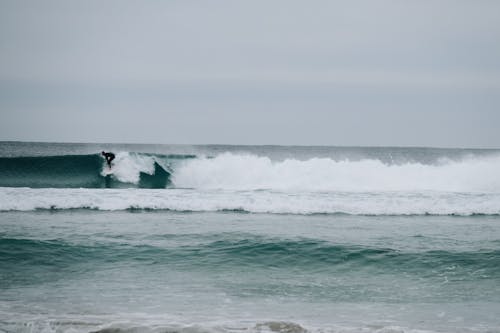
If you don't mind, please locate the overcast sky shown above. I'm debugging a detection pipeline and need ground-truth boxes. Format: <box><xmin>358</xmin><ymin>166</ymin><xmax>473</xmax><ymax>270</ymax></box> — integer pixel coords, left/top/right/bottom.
<box><xmin>1</xmin><ymin>0</ymin><xmax>499</xmax><ymax>147</ymax></box>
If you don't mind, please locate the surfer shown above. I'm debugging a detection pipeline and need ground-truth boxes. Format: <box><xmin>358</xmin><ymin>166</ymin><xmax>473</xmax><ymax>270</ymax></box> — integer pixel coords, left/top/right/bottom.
<box><xmin>101</xmin><ymin>151</ymin><xmax>115</xmax><ymax>168</ymax></box>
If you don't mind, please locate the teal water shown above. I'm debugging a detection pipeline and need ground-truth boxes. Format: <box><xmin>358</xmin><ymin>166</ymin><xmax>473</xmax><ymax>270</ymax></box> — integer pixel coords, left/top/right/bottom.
<box><xmin>1</xmin><ymin>142</ymin><xmax>500</xmax><ymax>332</ymax></box>
<box><xmin>1</xmin><ymin>211</ymin><xmax>500</xmax><ymax>332</ymax></box>
<box><xmin>0</xmin><ymin>153</ymin><xmax>175</xmax><ymax>188</ymax></box>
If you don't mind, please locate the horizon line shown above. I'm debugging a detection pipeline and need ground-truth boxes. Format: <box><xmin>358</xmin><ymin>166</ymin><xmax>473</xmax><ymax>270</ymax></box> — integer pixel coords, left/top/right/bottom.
<box><xmin>1</xmin><ymin>140</ymin><xmax>499</xmax><ymax>151</ymax></box>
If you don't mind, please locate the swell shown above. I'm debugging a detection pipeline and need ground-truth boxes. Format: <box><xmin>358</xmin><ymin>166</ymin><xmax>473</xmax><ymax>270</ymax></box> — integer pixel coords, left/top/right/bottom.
<box><xmin>2</xmin><ymin>236</ymin><xmax>499</xmax><ymax>279</ymax></box>
<box><xmin>0</xmin><ymin>154</ymin><xmax>104</xmax><ymax>188</ymax></box>
<box><xmin>0</xmin><ymin>153</ymin><xmax>179</xmax><ymax>189</ymax></box>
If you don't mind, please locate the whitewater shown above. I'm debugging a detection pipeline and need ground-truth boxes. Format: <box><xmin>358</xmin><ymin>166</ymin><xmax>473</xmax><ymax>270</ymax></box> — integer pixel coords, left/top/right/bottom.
<box><xmin>1</xmin><ymin>144</ymin><xmax>500</xmax><ymax>215</ymax></box>
<box><xmin>172</xmin><ymin>152</ymin><xmax>500</xmax><ymax>192</ymax></box>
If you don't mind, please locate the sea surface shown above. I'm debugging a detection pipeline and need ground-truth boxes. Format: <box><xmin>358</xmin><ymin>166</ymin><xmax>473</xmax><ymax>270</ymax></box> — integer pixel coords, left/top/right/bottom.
<box><xmin>1</xmin><ymin>142</ymin><xmax>499</xmax><ymax>333</ymax></box>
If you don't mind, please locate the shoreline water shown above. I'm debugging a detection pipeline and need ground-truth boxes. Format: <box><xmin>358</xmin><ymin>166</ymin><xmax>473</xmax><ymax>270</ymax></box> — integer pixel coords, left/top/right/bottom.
<box><xmin>1</xmin><ymin>210</ymin><xmax>500</xmax><ymax>332</ymax></box>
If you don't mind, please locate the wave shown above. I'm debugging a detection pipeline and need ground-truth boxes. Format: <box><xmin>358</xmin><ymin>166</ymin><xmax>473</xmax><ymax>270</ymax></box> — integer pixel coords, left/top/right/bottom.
<box><xmin>0</xmin><ymin>152</ymin><xmax>184</xmax><ymax>189</ymax></box>
<box><xmin>1</xmin><ymin>152</ymin><xmax>500</xmax><ymax>214</ymax></box>
<box><xmin>2</xmin><ymin>236</ymin><xmax>498</xmax><ymax>275</ymax></box>
<box><xmin>2</xmin><ymin>151</ymin><xmax>500</xmax><ymax>192</ymax></box>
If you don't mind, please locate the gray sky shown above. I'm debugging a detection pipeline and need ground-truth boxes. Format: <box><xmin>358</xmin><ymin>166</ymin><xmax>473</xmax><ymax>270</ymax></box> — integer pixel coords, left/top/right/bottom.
<box><xmin>1</xmin><ymin>0</ymin><xmax>499</xmax><ymax>147</ymax></box>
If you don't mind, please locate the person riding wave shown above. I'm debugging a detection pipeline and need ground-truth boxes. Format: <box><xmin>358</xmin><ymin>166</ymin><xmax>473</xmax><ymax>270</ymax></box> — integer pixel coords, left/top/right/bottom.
<box><xmin>101</xmin><ymin>151</ymin><xmax>115</xmax><ymax>168</ymax></box>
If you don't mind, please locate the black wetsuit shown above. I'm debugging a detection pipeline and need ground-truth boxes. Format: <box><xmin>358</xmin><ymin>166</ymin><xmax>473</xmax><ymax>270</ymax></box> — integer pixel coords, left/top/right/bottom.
<box><xmin>103</xmin><ymin>152</ymin><xmax>115</xmax><ymax>168</ymax></box>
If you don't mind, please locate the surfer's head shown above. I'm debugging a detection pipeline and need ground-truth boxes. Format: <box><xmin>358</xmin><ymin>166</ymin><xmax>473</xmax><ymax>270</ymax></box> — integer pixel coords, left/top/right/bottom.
<box><xmin>101</xmin><ymin>151</ymin><xmax>105</xmax><ymax>156</ymax></box>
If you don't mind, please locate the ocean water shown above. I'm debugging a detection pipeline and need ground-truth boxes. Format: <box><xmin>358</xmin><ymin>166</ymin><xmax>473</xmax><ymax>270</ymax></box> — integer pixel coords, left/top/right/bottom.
<box><xmin>1</xmin><ymin>142</ymin><xmax>500</xmax><ymax>333</ymax></box>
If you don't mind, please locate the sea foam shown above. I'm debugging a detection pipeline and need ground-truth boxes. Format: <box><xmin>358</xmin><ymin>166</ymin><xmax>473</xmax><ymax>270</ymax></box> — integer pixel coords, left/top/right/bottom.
<box><xmin>2</xmin><ymin>152</ymin><xmax>500</xmax><ymax>214</ymax></box>
<box><xmin>101</xmin><ymin>152</ymin><xmax>156</xmax><ymax>184</ymax></box>
<box><xmin>1</xmin><ymin>187</ymin><xmax>499</xmax><ymax>215</ymax></box>
<box><xmin>172</xmin><ymin>153</ymin><xmax>500</xmax><ymax>192</ymax></box>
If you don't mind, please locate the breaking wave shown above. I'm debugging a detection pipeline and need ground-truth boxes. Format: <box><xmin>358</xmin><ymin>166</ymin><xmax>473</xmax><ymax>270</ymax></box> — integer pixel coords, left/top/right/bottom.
<box><xmin>0</xmin><ymin>152</ymin><xmax>178</xmax><ymax>189</ymax></box>
<box><xmin>1</xmin><ymin>151</ymin><xmax>500</xmax><ymax>214</ymax></box>
<box><xmin>2</xmin><ymin>151</ymin><xmax>500</xmax><ymax>192</ymax></box>
<box><xmin>172</xmin><ymin>152</ymin><xmax>500</xmax><ymax>192</ymax></box>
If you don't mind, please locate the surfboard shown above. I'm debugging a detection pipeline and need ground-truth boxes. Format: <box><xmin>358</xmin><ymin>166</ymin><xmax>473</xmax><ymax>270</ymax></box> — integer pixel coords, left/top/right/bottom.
<box><xmin>102</xmin><ymin>165</ymin><xmax>113</xmax><ymax>176</ymax></box>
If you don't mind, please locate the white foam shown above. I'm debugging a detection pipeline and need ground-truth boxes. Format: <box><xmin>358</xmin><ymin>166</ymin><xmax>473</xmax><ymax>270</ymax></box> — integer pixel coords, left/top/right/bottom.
<box><xmin>172</xmin><ymin>153</ymin><xmax>500</xmax><ymax>193</ymax></box>
<box><xmin>3</xmin><ymin>153</ymin><xmax>500</xmax><ymax>214</ymax></box>
<box><xmin>0</xmin><ymin>315</ymin><xmax>448</xmax><ymax>333</ymax></box>
<box><xmin>1</xmin><ymin>187</ymin><xmax>499</xmax><ymax>215</ymax></box>
<box><xmin>101</xmin><ymin>152</ymin><xmax>156</xmax><ymax>184</ymax></box>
